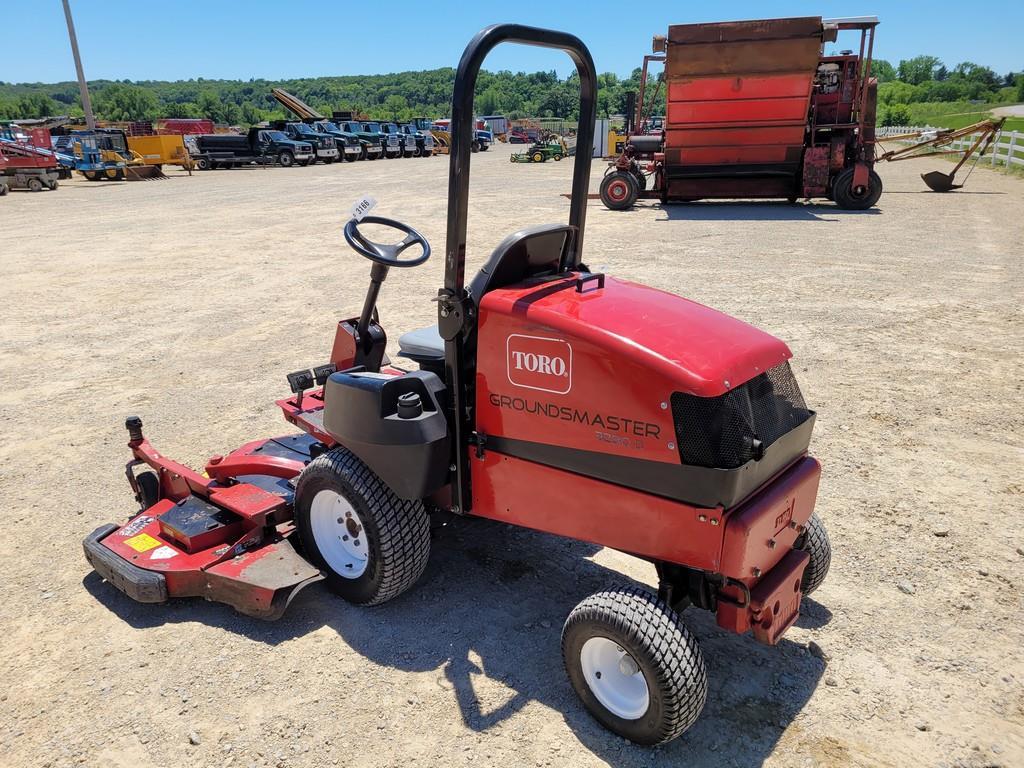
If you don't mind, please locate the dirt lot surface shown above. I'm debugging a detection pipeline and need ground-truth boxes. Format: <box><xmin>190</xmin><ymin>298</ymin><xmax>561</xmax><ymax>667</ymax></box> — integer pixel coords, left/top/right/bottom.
<box><xmin>2</xmin><ymin>144</ymin><xmax>1022</xmax><ymax>768</ymax></box>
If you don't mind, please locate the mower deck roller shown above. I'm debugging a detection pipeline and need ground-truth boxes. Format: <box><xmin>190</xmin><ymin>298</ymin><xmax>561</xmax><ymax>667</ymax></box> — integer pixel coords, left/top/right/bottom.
<box><xmin>85</xmin><ymin>23</ymin><xmax>831</xmax><ymax>747</ymax></box>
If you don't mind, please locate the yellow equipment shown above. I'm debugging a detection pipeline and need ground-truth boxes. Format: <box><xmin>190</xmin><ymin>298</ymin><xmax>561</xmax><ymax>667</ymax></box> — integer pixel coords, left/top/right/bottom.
<box><xmin>126</xmin><ymin>134</ymin><xmax>193</xmax><ymax>173</ymax></box>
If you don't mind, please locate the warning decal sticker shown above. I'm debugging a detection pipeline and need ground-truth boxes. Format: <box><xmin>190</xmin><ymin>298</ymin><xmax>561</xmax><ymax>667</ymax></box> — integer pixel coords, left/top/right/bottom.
<box><xmin>124</xmin><ymin>533</ymin><xmax>161</xmax><ymax>553</ymax></box>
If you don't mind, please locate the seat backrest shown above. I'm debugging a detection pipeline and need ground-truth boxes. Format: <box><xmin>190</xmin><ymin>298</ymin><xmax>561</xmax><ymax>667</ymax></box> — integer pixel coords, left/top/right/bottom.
<box><xmin>468</xmin><ymin>224</ymin><xmax>575</xmax><ymax>305</ymax></box>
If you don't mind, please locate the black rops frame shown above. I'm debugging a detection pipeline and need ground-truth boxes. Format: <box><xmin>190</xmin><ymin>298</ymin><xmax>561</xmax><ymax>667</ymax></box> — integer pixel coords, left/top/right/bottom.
<box><xmin>436</xmin><ymin>24</ymin><xmax>598</xmax><ymax>514</ymax></box>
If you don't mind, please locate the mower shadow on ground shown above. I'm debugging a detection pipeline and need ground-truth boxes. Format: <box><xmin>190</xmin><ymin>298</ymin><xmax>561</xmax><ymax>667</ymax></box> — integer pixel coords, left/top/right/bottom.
<box><xmin>84</xmin><ymin>516</ymin><xmax>827</xmax><ymax>767</ymax></box>
<box><xmin>651</xmin><ymin>200</ymin><xmax>881</xmax><ymax>222</ymax></box>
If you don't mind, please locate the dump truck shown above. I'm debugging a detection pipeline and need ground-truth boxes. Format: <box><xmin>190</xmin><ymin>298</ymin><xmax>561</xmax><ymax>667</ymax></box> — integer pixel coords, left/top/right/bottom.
<box><xmin>193</xmin><ymin>128</ymin><xmax>313</xmax><ymax>169</ymax></box>
<box><xmin>335</xmin><ymin>118</ymin><xmax>386</xmax><ymax>160</ymax></box>
<box><xmin>359</xmin><ymin>121</ymin><xmax>402</xmax><ymax>158</ymax></box>
<box><xmin>601</xmin><ymin>16</ymin><xmax>882</xmax><ymax>211</ymax></box>
<box><xmin>382</xmin><ymin>122</ymin><xmax>417</xmax><ymax>157</ymax></box>
<box><xmin>398</xmin><ymin>123</ymin><xmax>435</xmax><ymax>157</ymax></box>
<box><xmin>271</xmin><ymin>121</ymin><xmax>339</xmax><ymax>164</ymax></box>
<box><xmin>306</xmin><ymin>120</ymin><xmax>364</xmax><ymax>161</ymax></box>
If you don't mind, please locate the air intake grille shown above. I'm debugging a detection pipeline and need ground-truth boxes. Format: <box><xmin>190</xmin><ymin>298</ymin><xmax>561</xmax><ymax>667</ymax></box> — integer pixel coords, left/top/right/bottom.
<box><xmin>670</xmin><ymin>361</ymin><xmax>810</xmax><ymax>469</ymax></box>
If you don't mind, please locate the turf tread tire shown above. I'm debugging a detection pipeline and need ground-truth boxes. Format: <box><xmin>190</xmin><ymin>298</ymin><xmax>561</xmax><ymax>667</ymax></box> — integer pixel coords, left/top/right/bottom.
<box><xmin>562</xmin><ymin>587</ymin><xmax>707</xmax><ymax>745</ymax></box>
<box><xmin>295</xmin><ymin>447</ymin><xmax>430</xmax><ymax>605</ymax></box>
<box><xmin>796</xmin><ymin>513</ymin><xmax>831</xmax><ymax>595</ymax></box>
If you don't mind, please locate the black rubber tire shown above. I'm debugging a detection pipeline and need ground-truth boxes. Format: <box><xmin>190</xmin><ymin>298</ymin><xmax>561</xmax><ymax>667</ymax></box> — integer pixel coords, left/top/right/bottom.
<box><xmin>82</xmin><ymin>170</ymin><xmax>99</xmax><ymax>181</ymax></box>
<box><xmin>600</xmin><ymin>171</ymin><xmax>639</xmax><ymax>211</ymax></box>
<box><xmin>531</xmin><ymin>151</ymin><xmax>544</xmax><ymax>163</ymax></box>
<box><xmin>195</xmin><ymin>158</ymin><xmax>210</xmax><ymax>170</ymax></box>
<box><xmin>479</xmin><ymin>143</ymin><xmax>489</xmax><ymax>151</ymax></box>
<box><xmin>795</xmin><ymin>513</ymin><xmax>831</xmax><ymax>595</ymax></box>
<box><xmin>832</xmin><ymin>167</ymin><xmax>883</xmax><ymax>210</ymax></box>
<box><xmin>294</xmin><ymin>447</ymin><xmax>430</xmax><ymax>605</ymax></box>
<box><xmin>278</xmin><ymin>151</ymin><xmax>294</xmax><ymax>168</ymax></box>
<box><xmin>27</xmin><ymin>177</ymin><xmax>44</xmax><ymax>192</ymax></box>
<box><xmin>553</xmin><ymin>153</ymin><xmax>563</xmax><ymax>161</ymax></box>
<box><xmin>632</xmin><ymin>170</ymin><xmax>647</xmax><ymax>191</ymax></box>
<box><xmin>135</xmin><ymin>471</ymin><xmax>160</xmax><ymax>511</ymax></box>
<box><xmin>471</xmin><ymin>140</ymin><xmax>480</xmax><ymax>153</ymax></box>
<box><xmin>562</xmin><ymin>587</ymin><xmax>707</xmax><ymax>745</ymax></box>
<box><xmin>0</xmin><ymin>183</ymin><xmax>7</xmax><ymax>196</ymax></box>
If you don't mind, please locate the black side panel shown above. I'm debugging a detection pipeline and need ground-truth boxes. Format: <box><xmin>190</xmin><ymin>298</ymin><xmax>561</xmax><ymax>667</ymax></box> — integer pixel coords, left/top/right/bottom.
<box><xmin>487</xmin><ymin>413</ymin><xmax>814</xmax><ymax>509</ymax></box>
<box><xmin>322</xmin><ymin>370</ymin><xmax>450</xmax><ymax>500</ymax></box>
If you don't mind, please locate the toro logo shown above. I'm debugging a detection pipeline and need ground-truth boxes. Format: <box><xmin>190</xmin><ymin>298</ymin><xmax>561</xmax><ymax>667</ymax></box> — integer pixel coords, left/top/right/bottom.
<box><xmin>506</xmin><ymin>334</ymin><xmax>573</xmax><ymax>395</ymax></box>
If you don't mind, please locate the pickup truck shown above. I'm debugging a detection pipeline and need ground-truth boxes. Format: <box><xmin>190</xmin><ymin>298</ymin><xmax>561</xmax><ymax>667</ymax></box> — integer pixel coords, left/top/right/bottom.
<box><xmin>307</xmin><ymin>120</ymin><xmax>364</xmax><ymax>162</ymax></box>
<box><xmin>360</xmin><ymin>122</ymin><xmax>402</xmax><ymax>158</ymax></box>
<box><xmin>271</xmin><ymin>121</ymin><xmax>339</xmax><ymax>164</ymax></box>
<box><xmin>381</xmin><ymin>123</ymin><xmax>417</xmax><ymax>157</ymax></box>
<box><xmin>336</xmin><ymin>120</ymin><xmax>386</xmax><ymax>160</ymax></box>
<box><xmin>193</xmin><ymin>128</ymin><xmax>313</xmax><ymax>169</ymax></box>
<box><xmin>399</xmin><ymin>123</ymin><xmax>435</xmax><ymax>157</ymax></box>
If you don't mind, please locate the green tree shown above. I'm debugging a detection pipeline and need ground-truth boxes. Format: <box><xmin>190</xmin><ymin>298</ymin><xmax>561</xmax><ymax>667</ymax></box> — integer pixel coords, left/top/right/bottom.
<box><xmin>878</xmin><ymin>81</ymin><xmax>918</xmax><ymax>105</ymax></box>
<box><xmin>897</xmin><ymin>55</ymin><xmax>942</xmax><ymax>85</ymax></box>
<box><xmin>94</xmin><ymin>84</ymin><xmax>157</xmax><ymax>120</ymax></box>
<box><xmin>383</xmin><ymin>94</ymin><xmax>408</xmax><ymax>119</ymax></box>
<box><xmin>872</xmin><ymin>59</ymin><xmax>896</xmax><ymax>83</ymax></box>
<box><xmin>880</xmin><ymin>104</ymin><xmax>911</xmax><ymax>126</ymax></box>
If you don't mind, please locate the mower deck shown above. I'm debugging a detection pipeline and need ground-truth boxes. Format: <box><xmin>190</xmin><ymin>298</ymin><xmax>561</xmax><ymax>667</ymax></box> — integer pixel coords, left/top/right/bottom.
<box><xmin>84</xmin><ymin>433</ymin><xmax>324</xmax><ymax>619</ymax></box>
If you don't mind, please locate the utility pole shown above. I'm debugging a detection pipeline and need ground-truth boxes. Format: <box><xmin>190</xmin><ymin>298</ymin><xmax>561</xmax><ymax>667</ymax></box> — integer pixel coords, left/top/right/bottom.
<box><xmin>61</xmin><ymin>0</ymin><xmax>95</xmax><ymax>129</ymax></box>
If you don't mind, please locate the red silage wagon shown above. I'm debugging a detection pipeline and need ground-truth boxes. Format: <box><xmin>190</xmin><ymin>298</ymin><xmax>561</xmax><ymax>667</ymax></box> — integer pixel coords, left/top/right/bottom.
<box><xmin>601</xmin><ymin>16</ymin><xmax>881</xmax><ymax>211</ymax></box>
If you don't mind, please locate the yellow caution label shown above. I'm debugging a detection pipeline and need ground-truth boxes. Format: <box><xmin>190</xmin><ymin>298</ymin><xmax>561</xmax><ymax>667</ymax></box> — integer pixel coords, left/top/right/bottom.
<box><xmin>124</xmin><ymin>532</ymin><xmax>161</xmax><ymax>553</ymax></box>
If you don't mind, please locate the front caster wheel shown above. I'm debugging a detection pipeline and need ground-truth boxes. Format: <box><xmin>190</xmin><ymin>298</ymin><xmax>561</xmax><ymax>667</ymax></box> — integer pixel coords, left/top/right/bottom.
<box><xmin>562</xmin><ymin>587</ymin><xmax>707</xmax><ymax>745</ymax></box>
<box><xmin>795</xmin><ymin>513</ymin><xmax>831</xmax><ymax>595</ymax></box>
<box><xmin>294</xmin><ymin>447</ymin><xmax>430</xmax><ymax>605</ymax></box>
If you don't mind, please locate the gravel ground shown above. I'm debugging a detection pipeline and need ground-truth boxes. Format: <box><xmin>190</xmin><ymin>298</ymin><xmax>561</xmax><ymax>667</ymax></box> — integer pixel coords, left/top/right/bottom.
<box><xmin>1</xmin><ymin>144</ymin><xmax>1022</xmax><ymax>768</ymax></box>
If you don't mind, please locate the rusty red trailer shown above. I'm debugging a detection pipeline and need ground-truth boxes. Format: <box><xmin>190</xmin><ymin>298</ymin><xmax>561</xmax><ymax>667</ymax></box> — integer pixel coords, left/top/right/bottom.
<box><xmin>602</xmin><ymin>16</ymin><xmax>882</xmax><ymax>211</ymax></box>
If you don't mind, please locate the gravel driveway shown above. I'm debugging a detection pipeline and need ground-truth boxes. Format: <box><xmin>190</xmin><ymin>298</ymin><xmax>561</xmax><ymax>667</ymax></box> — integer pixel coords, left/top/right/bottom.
<box><xmin>1</xmin><ymin>144</ymin><xmax>1021</xmax><ymax>767</ymax></box>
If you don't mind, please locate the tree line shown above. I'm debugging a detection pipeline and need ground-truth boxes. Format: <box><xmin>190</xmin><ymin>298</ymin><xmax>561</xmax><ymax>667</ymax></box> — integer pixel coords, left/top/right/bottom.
<box><xmin>0</xmin><ymin>54</ymin><xmax>1019</xmax><ymax>127</ymax></box>
<box><xmin>0</xmin><ymin>68</ymin><xmax>650</xmax><ymax>125</ymax></box>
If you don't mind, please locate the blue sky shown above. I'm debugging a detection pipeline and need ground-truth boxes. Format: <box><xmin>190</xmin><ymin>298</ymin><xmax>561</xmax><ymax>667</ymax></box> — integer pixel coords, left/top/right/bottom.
<box><xmin>3</xmin><ymin>1</ymin><xmax>1021</xmax><ymax>84</ymax></box>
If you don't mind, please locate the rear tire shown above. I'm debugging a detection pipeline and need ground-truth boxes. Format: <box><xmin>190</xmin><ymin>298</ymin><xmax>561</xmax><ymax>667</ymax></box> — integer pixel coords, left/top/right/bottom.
<box><xmin>294</xmin><ymin>447</ymin><xmax>430</xmax><ymax>605</ymax></box>
<box><xmin>562</xmin><ymin>588</ymin><xmax>707</xmax><ymax>745</ymax></box>
<box><xmin>795</xmin><ymin>513</ymin><xmax>831</xmax><ymax>595</ymax></box>
<box><xmin>600</xmin><ymin>171</ymin><xmax>639</xmax><ymax>210</ymax></box>
<box><xmin>531</xmin><ymin>150</ymin><xmax>544</xmax><ymax>163</ymax></box>
<box><xmin>27</xmin><ymin>177</ymin><xmax>44</xmax><ymax>192</ymax></box>
<box><xmin>832</xmin><ymin>167</ymin><xmax>882</xmax><ymax>210</ymax></box>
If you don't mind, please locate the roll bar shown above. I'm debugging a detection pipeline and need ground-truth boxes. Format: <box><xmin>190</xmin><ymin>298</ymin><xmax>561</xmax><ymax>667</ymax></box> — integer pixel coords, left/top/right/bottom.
<box><xmin>439</xmin><ymin>24</ymin><xmax>598</xmax><ymax>515</ymax></box>
<box><xmin>443</xmin><ymin>24</ymin><xmax>598</xmax><ymax>295</ymax></box>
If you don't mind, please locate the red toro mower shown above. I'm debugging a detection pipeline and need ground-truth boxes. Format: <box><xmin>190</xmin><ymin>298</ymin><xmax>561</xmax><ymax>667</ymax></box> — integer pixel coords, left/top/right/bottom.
<box><xmin>84</xmin><ymin>24</ymin><xmax>831</xmax><ymax>745</ymax></box>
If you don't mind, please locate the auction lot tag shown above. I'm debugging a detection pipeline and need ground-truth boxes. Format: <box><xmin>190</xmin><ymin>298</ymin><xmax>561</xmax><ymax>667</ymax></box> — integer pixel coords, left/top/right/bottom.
<box><xmin>124</xmin><ymin>532</ymin><xmax>161</xmax><ymax>553</ymax></box>
<box><xmin>350</xmin><ymin>195</ymin><xmax>377</xmax><ymax>221</ymax></box>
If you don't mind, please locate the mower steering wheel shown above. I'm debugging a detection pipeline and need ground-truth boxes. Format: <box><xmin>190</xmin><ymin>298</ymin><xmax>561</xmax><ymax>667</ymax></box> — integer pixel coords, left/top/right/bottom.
<box><xmin>344</xmin><ymin>215</ymin><xmax>430</xmax><ymax>268</ymax></box>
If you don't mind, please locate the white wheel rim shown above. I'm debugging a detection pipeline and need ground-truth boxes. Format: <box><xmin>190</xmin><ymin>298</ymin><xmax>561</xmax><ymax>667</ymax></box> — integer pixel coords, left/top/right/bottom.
<box><xmin>580</xmin><ymin>637</ymin><xmax>649</xmax><ymax>720</ymax></box>
<box><xmin>309</xmin><ymin>489</ymin><xmax>368</xmax><ymax>578</ymax></box>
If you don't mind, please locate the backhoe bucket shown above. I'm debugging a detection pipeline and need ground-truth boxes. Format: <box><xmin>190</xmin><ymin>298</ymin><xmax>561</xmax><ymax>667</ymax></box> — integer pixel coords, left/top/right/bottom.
<box><xmin>125</xmin><ymin>164</ymin><xmax>168</xmax><ymax>181</ymax></box>
<box><xmin>921</xmin><ymin>170</ymin><xmax>961</xmax><ymax>193</ymax></box>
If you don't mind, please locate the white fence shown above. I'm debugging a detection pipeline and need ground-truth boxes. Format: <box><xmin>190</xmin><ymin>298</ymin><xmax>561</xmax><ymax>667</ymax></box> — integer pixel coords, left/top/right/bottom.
<box><xmin>877</xmin><ymin>125</ymin><xmax>1024</xmax><ymax>172</ymax></box>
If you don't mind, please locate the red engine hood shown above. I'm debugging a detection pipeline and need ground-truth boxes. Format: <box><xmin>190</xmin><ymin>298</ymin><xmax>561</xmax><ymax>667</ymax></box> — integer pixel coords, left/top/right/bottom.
<box><xmin>481</xmin><ymin>274</ymin><xmax>791</xmax><ymax>397</ymax></box>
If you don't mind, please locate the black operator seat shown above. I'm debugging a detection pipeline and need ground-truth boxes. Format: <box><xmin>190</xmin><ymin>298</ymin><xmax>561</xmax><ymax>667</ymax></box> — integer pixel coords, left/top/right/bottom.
<box><xmin>397</xmin><ymin>224</ymin><xmax>576</xmax><ymax>367</ymax></box>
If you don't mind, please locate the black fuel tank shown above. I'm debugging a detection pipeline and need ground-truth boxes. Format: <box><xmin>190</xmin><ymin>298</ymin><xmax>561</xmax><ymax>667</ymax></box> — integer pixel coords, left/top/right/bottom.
<box><xmin>321</xmin><ymin>370</ymin><xmax>450</xmax><ymax>500</ymax></box>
